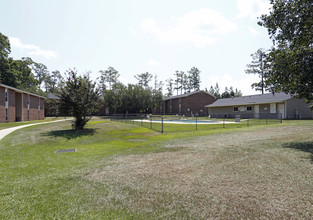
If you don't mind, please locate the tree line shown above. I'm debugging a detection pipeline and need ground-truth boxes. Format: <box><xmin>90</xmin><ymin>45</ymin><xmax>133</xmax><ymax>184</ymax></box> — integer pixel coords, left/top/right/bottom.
<box><xmin>0</xmin><ymin>31</ymin><xmax>244</xmax><ymax>129</ymax></box>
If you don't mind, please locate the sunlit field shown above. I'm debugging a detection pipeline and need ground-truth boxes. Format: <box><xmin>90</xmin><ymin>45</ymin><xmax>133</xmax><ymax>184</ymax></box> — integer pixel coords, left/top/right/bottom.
<box><xmin>0</xmin><ymin>118</ymin><xmax>312</xmax><ymax>219</ymax></box>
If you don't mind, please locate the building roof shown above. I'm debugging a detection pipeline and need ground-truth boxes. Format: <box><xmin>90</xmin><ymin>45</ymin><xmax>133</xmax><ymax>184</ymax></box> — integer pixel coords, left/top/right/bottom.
<box><xmin>164</xmin><ymin>90</ymin><xmax>214</xmax><ymax>101</ymax></box>
<box><xmin>0</xmin><ymin>83</ymin><xmax>46</xmax><ymax>99</ymax></box>
<box><xmin>47</xmin><ymin>92</ymin><xmax>60</xmax><ymax>100</ymax></box>
<box><xmin>206</xmin><ymin>92</ymin><xmax>292</xmax><ymax>108</ymax></box>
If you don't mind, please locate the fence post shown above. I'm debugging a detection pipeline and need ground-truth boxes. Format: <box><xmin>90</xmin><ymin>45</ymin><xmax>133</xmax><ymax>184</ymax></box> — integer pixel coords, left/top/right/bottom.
<box><xmin>141</xmin><ymin>114</ymin><xmax>143</xmax><ymax>126</ymax></box>
<box><xmin>223</xmin><ymin>117</ymin><xmax>225</xmax><ymax>128</ymax></box>
<box><xmin>280</xmin><ymin>113</ymin><xmax>282</xmax><ymax>124</ymax></box>
<box><xmin>196</xmin><ymin>116</ymin><xmax>198</xmax><ymax>130</ymax></box>
<box><xmin>161</xmin><ymin>117</ymin><xmax>164</xmax><ymax>134</ymax></box>
<box><xmin>150</xmin><ymin>116</ymin><xmax>152</xmax><ymax>129</ymax></box>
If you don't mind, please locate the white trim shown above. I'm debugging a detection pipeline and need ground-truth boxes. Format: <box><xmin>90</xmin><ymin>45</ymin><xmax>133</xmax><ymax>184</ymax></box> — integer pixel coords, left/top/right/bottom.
<box><xmin>5</xmin><ymin>88</ymin><xmax>8</xmax><ymax>121</ymax></box>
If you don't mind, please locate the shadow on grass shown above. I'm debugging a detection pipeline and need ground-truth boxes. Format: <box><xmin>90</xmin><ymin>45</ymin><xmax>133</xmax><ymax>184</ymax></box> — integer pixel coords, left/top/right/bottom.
<box><xmin>43</xmin><ymin>128</ymin><xmax>97</xmax><ymax>140</ymax></box>
<box><xmin>283</xmin><ymin>141</ymin><xmax>313</xmax><ymax>162</ymax></box>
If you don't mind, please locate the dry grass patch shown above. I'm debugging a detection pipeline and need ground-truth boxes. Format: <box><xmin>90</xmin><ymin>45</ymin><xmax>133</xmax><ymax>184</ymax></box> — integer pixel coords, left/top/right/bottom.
<box><xmin>87</xmin><ymin>125</ymin><xmax>313</xmax><ymax>219</ymax></box>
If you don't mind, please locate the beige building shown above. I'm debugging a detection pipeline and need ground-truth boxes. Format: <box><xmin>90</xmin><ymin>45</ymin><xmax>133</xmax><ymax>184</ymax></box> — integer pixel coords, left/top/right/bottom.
<box><xmin>206</xmin><ymin>93</ymin><xmax>313</xmax><ymax>119</ymax></box>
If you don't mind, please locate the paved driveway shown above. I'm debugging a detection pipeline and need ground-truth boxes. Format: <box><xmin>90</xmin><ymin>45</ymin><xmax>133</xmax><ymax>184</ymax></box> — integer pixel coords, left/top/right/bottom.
<box><xmin>0</xmin><ymin>119</ymin><xmax>69</xmax><ymax>141</ymax></box>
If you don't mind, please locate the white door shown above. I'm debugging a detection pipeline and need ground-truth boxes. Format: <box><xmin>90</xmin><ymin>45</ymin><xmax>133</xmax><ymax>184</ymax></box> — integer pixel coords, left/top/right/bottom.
<box><xmin>277</xmin><ymin>104</ymin><xmax>285</xmax><ymax>119</ymax></box>
<box><xmin>254</xmin><ymin>105</ymin><xmax>259</xmax><ymax>118</ymax></box>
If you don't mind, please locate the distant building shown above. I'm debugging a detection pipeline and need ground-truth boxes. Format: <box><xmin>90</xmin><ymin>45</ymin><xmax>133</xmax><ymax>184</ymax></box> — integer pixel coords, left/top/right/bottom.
<box><xmin>0</xmin><ymin>83</ymin><xmax>45</xmax><ymax>123</ymax></box>
<box><xmin>158</xmin><ymin>91</ymin><xmax>215</xmax><ymax>116</ymax></box>
<box><xmin>45</xmin><ymin>92</ymin><xmax>61</xmax><ymax>117</ymax></box>
<box><xmin>206</xmin><ymin>92</ymin><xmax>313</xmax><ymax>119</ymax></box>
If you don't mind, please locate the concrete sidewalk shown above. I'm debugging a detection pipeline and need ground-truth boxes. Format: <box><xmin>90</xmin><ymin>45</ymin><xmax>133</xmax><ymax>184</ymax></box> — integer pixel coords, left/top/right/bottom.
<box><xmin>0</xmin><ymin>119</ymin><xmax>70</xmax><ymax>141</ymax></box>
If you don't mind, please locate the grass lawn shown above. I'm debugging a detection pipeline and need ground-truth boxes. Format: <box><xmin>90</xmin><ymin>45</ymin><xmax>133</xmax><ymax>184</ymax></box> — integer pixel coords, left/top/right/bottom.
<box><xmin>0</xmin><ymin>118</ymin><xmax>312</xmax><ymax>219</ymax></box>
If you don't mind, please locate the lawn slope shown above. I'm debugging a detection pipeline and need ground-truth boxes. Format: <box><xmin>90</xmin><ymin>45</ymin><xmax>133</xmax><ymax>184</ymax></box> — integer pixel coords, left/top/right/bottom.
<box><xmin>0</xmin><ymin>119</ymin><xmax>312</xmax><ymax>219</ymax></box>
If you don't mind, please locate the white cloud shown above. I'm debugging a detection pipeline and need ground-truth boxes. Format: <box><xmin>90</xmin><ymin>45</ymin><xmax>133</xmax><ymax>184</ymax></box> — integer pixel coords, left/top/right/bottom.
<box><xmin>140</xmin><ymin>8</ymin><xmax>237</xmax><ymax>47</ymax></box>
<box><xmin>146</xmin><ymin>59</ymin><xmax>161</xmax><ymax>67</ymax></box>
<box><xmin>237</xmin><ymin>0</ymin><xmax>271</xmax><ymax>19</ymax></box>
<box><xmin>9</xmin><ymin>37</ymin><xmax>57</xmax><ymax>59</ymax></box>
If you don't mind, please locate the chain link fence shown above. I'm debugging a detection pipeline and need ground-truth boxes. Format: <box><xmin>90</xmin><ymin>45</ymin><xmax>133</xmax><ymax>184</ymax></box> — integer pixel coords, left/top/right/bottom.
<box><xmin>110</xmin><ymin>113</ymin><xmax>282</xmax><ymax>133</ymax></box>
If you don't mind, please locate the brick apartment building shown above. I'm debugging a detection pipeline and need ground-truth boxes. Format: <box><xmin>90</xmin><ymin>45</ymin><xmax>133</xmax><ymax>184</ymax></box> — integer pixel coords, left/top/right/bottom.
<box><xmin>0</xmin><ymin>83</ymin><xmax>45</xmax><ymax>123</ymax></box>
<box><xmin>155</xmin><ymin>90</ymin><xmax>215</xmax><ymax>116</ymax></box>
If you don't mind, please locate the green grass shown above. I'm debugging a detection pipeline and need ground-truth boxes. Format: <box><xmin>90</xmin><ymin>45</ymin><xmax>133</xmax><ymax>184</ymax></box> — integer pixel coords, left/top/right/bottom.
<box><xmin>0</xmin><ymin>118</ymin><xmax>312</xmax><ymax>219</ymax></box>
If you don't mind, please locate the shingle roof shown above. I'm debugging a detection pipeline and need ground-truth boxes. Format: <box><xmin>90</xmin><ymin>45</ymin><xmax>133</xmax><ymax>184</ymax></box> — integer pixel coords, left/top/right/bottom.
<box><xmin>206</xmin><ymin>92</ymin><xmax>292</xmax><ymax>107</ymax></box>
<box><xmin>164</xmin><ymin>90</ymin><xmax>214</xmax><ymax>101</ymax></box>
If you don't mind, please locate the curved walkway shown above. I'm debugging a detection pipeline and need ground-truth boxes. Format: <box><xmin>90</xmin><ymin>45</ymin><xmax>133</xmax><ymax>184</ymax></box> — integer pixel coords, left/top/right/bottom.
<box><xmin>0</xmin><ymin>119</ymin><xmax>70</xmax><ymax>141</ymax></box>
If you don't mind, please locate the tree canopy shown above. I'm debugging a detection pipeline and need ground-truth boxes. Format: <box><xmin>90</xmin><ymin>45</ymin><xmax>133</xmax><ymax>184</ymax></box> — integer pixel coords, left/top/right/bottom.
<box><xmin>258</xmin><ymin>0</ymin><xmax>313</xmax><ymax>104</ymax></box>
<box><xmin>59</xmin><ymin>70</ymin><xmax>99</xmax><ymax>129</ymax></box>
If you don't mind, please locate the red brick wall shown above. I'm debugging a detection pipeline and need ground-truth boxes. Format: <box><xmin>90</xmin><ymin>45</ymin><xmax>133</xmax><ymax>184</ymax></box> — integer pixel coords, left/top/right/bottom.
<box><xmin>29</xmin><ymin>95</ymin><xmax>38</xmax><ymax>121</ymax></box>
<box><xmin>171</xmin><ymin>99</ymin><xmax>180</xmax><ymax>114</ymax></box>
<box><xmin>183</xmin><ymin>92</ymin><xmax>215</xmax><ymax>116</ymax></box>
<box><xmin>40</xmin><ymin>98</ymin><xmax>45</xmax><ymax>120</ymax></box>
<box><xmin>163</xmin><ymin>92</ymin><xmax>215</xmax><ymax>116</ymax></box>
<box><xmin>0</xmin><ymin>86</ymin><xmax>45</xmax><ymax>123</ymax></box>
<box><xmin>0</xmin><ymin>87</ymin><xmax>5</xmax><ymax>123</ymax></box>
<box><xmin>22</xmin><ymin>93</ymin><xmax>29</xmax><ymax>121</ymax></box>
<box><xmin>8</xmin><ymin>89</ymin><xmax>16</xmax><ymax>122</ymax></box>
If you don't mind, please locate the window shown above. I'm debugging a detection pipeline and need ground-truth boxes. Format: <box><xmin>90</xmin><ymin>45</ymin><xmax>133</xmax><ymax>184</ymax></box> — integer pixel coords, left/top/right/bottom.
<box><xmin>234</xmin><ymin>107</ymin><xmax>239</xmax><ymax>112</ymax></box>
<box><xmin>247</xmin><ymin>106</ymin><xmax>252</xmax><ymax>111</ymax></box>
<box><xmin>5</xmin><ymin>89</ymin><xmax>8</xmax><ymax>102</ymax></box>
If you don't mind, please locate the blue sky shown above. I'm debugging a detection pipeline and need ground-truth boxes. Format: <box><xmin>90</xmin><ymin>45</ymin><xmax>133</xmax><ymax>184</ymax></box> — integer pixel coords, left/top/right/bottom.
<box><xmin>1</xmin><ymin>0</ymin><xmax>273</xmax><ymax>95</ymax></box>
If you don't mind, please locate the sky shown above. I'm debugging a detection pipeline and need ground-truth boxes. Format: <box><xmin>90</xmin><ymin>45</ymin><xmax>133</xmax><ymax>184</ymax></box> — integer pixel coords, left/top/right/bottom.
<box><xmin>0</xmin><ymin>0</ymin><xmax>273</xmax><ymax>95</ymax></box>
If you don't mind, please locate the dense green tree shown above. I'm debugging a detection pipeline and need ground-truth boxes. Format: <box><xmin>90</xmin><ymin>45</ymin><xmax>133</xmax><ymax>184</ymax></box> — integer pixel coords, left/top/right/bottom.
<box><xmin>99</xmin><ymin>66</ymin><xmax>120</xmax><ymax>91</ymax></box>
<box><xmin>0</xmin><ymin>33</ymin><xmax>39</xmax><ymax>93</ymax></box>
<box><xmin>165</xmin><ymin>78</ymin><xmax>174</xmax><ymax>97</ymax></box>
<box><xmin>246</xmin><ymin>48</ymin><xmax>271</xmax><ymax>94</ymax></box>
<box><xmin>174</xmin><ymin>70</ymin><xmax>183</xmax><ymax>95</ymax></box>
<box><xmin>182</xmin><ymin>72</ymin><xmax>190</xmax><ymax>93</ymax></box>
<box><xmin>59</xmin><ymin>69</ymin><xmax>99</xmax><ymax>129</ymax></box>
<box><xmin>221</xmin><ymin>86</ymin><xmax>242</xmax><ymax>98</ymax></box>
<box><xmin>2</xmin><ymin>57</ymin><xmax>38</xmax><ymax>92</ymax></box>
<box><xmin>214</xmin><ymin>83</ymin><xmax>221</xmax><ymax>99</ymax></box>
<box><xmin>258</xmin><ymin>0</ymin><xmax>313</xmax><ymax>105</ymax></box>
<box><xmin>153</xmin><ymin>74</ymin><xmax>163</xmax><ymax>91</ymax></box>
<box><xmin>103</xmin><ymin>82</ymin><xmax>156</xmax><ymax>114</ymax></box>
<box><xmin>188</xmin><ymin>67</ymin><xmax>201</xmax><ymax>91</ymax></box>
<box><xmin>0</xmin><ymin>32</ymin><xmax>10</xmax><ymax>59</ymax></box>
<box><xmin>44</xmin><ymin>70</ymin><xmax>63</xmax><ymax>93</ymax></box>
<box><xmin>32</xmin><ymin>62</ymin><xmax>49</xmax><ymax>90</ymax></box>
<box><xmin>208</xmin><ymin>85</ymin><xmax>215</xmax><ymax>96</ymax></box>
<box><xmin>134</xmin><ymin>72</ymin><xmax>152</xmax><ymax>89</ymax></box>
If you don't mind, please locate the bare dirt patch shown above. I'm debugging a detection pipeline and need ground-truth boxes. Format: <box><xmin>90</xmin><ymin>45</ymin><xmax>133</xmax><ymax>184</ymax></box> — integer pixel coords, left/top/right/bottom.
<box><xmin>86</xmin><ymin>126</ymin><xmax>313</xmax><ymax>219</ymax></box>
